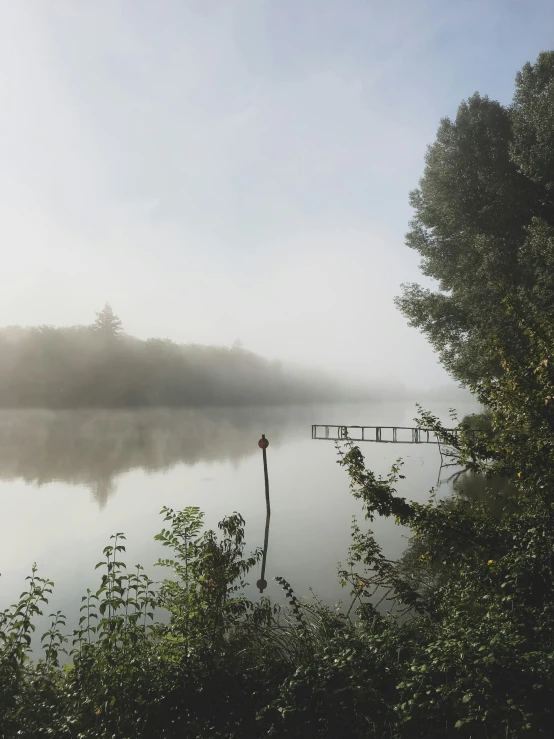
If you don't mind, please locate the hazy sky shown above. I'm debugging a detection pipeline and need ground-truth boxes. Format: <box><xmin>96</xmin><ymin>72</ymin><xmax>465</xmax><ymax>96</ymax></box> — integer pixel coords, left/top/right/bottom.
<box><xmin>1</xmin><ymin>0</ymin><xmax>552</xmax><ymax>389</ymax></box>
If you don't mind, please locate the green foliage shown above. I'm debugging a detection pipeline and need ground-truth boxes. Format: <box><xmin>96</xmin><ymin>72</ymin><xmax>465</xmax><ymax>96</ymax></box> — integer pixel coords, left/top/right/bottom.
<box><xmin>387</xmin><ymin>55</ymin><xmax>554</xmax><ymax>735</ymax></box>
<box><xmin>395</xmin><ymin>51</ymin><xmax>554</xmax><ymax>387</ymax></box>
<box><xmin>0</xmin><ymin>507</ymin><xmax>281</xmax><ymax>738</ymax></box>
<box><xmin>460</xmin><ymin>410</ymin><xmax>492</xmax><ymax>433</ymax></box>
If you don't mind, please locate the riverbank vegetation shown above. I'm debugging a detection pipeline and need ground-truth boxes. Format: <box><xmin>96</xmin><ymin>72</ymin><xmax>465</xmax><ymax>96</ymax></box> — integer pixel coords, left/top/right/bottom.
<box><xmin>3</xmin><ymin>51</ymin><xmax>554</xmax><ymax>737</ymax></box>
<box><xmin>0</xmin><ymin>304</ymin><xmax>363</xmax><ymax>409</ymax></box>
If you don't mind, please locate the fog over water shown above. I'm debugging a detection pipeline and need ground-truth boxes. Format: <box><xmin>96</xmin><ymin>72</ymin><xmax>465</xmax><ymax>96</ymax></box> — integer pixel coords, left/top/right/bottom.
<box><xmin>0</xmin><ymin>399</ymin><xmax>481</xmax><ymax>640</ymax></box>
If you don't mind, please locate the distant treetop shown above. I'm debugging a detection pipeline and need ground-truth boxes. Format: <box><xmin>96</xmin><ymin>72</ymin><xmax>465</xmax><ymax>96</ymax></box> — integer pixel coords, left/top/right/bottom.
<box><xmin>93</xmin><ymin>303</ymin><xmax>123</xmax><ymax>338</ymax></box>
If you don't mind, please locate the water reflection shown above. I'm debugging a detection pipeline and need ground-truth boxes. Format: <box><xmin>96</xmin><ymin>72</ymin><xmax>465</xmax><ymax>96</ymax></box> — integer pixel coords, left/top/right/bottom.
<box><xmin>398</xmin><ymin>469</ymin><xmax>517</xmax><ymax>599</ymax></box>
<box><xmin>256</xmin><ymin>435</ymin><xmax>271</xmax><ymax>593</ymax></box>
<box><xmin>452</xmin><ymin>469</ymin><xmax>517</xmax><ymax>518</ymax></box>
<box><xmin>0</xmin><ymin>400</ymin><xmax>484</xmax><ymax>641</ymax></box>
<box><xmin>0</xmin><ymin>407</ymin><xmax>315</xmax><ymax>507</ymax></box>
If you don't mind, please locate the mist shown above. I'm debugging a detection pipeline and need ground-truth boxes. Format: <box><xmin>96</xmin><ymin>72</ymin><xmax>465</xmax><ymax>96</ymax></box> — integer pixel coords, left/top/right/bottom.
<box><xmin>2</xmin><ymin>1</ymin><xmax>550</xmax><ymax>392</ymax></box>
<box><xmin>0</xmin><ymin>406</ymin><xmax>305</xmax><ymax>506</ymax></box>
<box><xmin>0</xmin><ymin>308</ymin><xmax>380</xmax><ymax>408</ymax></box>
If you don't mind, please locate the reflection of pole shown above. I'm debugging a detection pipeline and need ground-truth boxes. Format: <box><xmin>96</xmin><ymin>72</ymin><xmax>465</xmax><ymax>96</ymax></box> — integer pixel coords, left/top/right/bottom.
<box><xmin>257</xmin><ymin>434</ymin><xmax>271</xmax><ymax>593</ymax></box>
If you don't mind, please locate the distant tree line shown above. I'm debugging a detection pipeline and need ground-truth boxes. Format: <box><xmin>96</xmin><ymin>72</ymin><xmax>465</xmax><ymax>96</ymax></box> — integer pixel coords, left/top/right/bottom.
<box><xmin>0</xmin><ymin>304</ymin><xmax>353</xmax><ymax>408</ymax></box>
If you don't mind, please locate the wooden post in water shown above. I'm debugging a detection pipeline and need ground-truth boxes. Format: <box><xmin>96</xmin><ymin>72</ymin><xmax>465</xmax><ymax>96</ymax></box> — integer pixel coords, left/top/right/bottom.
<box><xmin>257</xmin><ymin>434</ymin><xmax>271</xmax><ymax>593</ymax></box>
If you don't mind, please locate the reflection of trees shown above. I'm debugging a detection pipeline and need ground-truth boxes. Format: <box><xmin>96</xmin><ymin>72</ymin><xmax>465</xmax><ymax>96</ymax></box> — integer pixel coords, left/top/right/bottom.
<box><xmin>0</xmin><ymin>407</ymin><xmax>313</xmax><ymax>507</ymax></box>
<box><xmin>452</xmin><ymin>470</ymin><xmax>516</xmax><ymax>519</ymax></box>
<box><xmin>397</xmin><ymin>471</ymin><xmax>516</xmax><ymax>596</ymax></box>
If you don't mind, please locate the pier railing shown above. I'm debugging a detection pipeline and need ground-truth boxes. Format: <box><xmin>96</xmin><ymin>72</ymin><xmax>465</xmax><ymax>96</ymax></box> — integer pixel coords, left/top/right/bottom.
<box><xmin>311</xmin><ymin>425</ymin><xmax>459</xmax><ymax>444</ymax></box>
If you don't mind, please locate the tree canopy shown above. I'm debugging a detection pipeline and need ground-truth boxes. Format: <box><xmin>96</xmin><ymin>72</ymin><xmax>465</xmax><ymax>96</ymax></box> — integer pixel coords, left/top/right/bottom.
<box><xmin>396</xmin><ymin>51</ymin><xmax>554</xmax><ymax>386</ymax></box>
<box><xmin>0</xmin><ymin>307</ymin><xmax>363</xmax><ymax>409</ymax></box>
<box><xmin>93</xmin><ymin>303</ymin><xmax>124</xmax><ymax>339</ymax></box>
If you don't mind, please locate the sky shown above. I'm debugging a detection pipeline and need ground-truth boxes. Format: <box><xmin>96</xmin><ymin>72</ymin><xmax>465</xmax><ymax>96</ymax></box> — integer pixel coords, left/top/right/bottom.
<box><xmin>1</xmin><ymin>0</ymin><xmax>553</xmax><ymax>391</ymax></box>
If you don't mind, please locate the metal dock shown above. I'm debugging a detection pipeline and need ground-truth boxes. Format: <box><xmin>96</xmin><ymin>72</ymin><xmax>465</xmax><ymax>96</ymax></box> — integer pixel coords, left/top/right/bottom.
<box><xmin>311</xmin><ymin>425</ymin><xmax>457</xmax><ymax>444</ymax></box>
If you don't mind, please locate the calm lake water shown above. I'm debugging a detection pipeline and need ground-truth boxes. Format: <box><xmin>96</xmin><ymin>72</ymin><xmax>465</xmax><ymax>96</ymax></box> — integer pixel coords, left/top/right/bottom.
<box><xmin>0</xmin><ymin>399</ymin><xmax>480</xmax><ymax>638</ymax></box>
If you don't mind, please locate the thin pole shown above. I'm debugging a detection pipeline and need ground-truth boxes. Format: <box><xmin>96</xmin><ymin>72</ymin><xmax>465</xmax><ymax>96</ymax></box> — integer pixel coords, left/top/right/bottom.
<box><xmin>257</xmin><ymin>434</ymin><xmax>271</xmax><ymax>593</ymax></box>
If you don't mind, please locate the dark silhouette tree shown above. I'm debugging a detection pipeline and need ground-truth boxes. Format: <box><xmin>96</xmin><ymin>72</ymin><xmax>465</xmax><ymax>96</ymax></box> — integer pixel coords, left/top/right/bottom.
<box><xmin>395</xmin><ymin>51</ymin><xmax>554</xmax><ymax>387</ymax></box>
<box><xmin>93</xmin><ymin>303</ymin><xmax>123</xmax><ymax>339</ymax></box>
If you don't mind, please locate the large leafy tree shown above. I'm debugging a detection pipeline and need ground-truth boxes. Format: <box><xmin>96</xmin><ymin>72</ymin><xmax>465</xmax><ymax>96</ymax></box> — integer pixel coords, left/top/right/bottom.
<box><xmin>396</xmin><ymin>51</ymin><xmax>554</xmax><ymax>386</ymax></box>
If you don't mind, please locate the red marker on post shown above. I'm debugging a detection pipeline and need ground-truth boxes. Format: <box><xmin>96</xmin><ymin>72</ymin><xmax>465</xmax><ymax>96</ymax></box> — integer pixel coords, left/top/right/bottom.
<box><xmin>257</xmin><ymin>434</ymin><xmax>271</xmax><ymax>593</ymax></box>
